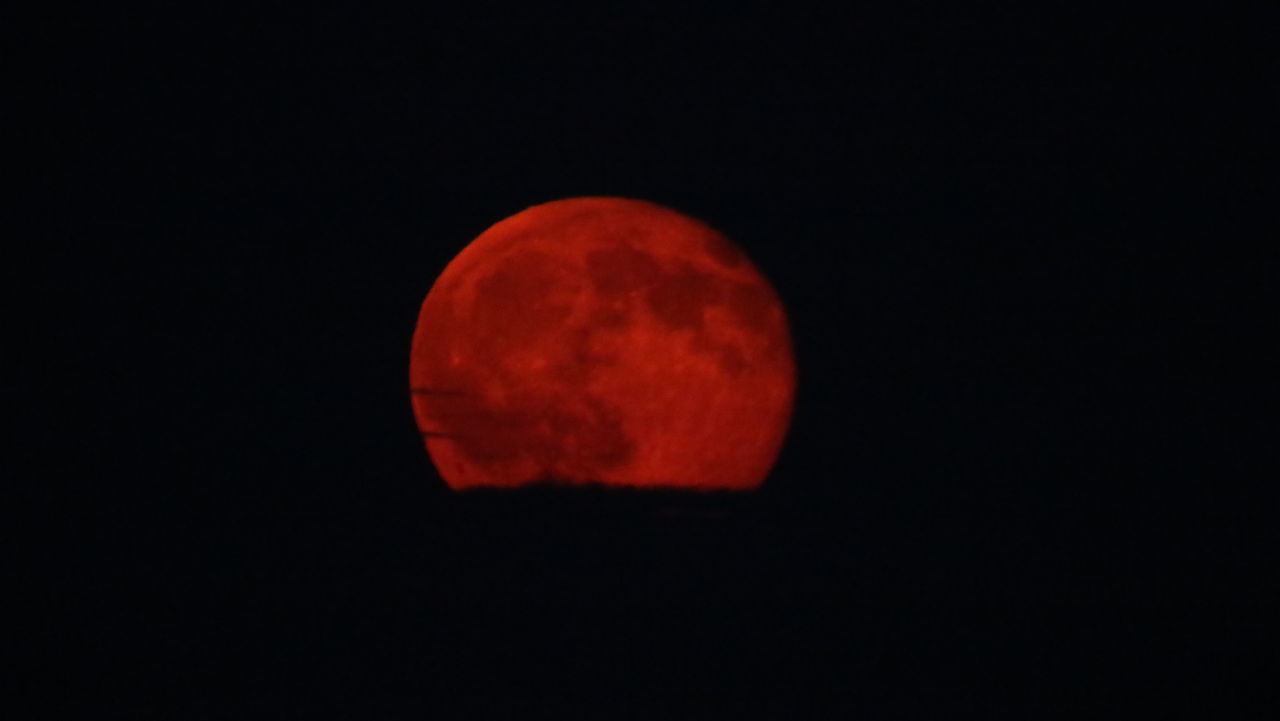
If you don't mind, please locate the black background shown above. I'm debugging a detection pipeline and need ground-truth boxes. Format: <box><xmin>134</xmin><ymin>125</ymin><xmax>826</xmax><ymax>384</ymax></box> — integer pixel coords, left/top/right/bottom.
<box><xmin>14</xmin><ymin>2</ymin><xmax>1267</xmax><ymax>717</ymax></box>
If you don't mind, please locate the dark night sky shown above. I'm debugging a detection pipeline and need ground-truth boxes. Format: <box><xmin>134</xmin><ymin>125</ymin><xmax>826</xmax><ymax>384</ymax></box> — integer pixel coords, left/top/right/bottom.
<box><xmin>13</xmin><ymin>2</ymin><xmax>1266</xmax><ymax>717</ymax></box>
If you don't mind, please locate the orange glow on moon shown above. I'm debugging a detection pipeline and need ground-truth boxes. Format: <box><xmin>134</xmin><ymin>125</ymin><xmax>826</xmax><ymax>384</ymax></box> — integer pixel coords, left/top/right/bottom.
<box><xmin>409</xmin><ymin>197</ymin><xmax>796</xmax><ymax>491</ymax></box>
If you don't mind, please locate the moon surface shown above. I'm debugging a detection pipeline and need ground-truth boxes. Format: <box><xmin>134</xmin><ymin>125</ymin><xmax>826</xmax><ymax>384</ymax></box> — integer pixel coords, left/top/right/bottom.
<box><xmin>409</xmin><ymin>197</ymin><xmax>795</xmax><ymax>491</ymax></box>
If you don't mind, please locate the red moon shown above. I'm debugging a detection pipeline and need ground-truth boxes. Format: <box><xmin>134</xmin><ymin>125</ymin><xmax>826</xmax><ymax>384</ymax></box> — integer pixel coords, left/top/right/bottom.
<box><xmin>409</xmin><ymin>197</ymin><xmax>795</xmax><ymax>491</ymax></box>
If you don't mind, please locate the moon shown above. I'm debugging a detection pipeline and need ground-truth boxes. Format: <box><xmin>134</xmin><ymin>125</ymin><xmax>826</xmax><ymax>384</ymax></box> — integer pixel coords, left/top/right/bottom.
<box><xmin>409</xmin><ymin>197</ymin><xmax>795</xmax><ymax>491</ymax></box>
